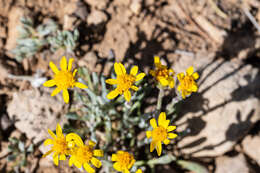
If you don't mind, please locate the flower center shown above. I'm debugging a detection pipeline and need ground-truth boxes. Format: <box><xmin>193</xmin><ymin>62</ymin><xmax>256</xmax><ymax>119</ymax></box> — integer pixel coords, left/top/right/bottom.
<box><xmin>117</xmin><ymin>74</ymin><xmax>136</xmax><ymax>93</ymax></box>
<box><xmin>156</xmin><ymin>68</ymin><xmax>169</xmax><ymax>79</ymax></box>
<box><xmin>54</xmin><ymin>71</ymin><xmax>75</xmax><ymax>89</ymax></box>
<box><xmin>152</xmin><ymin>126</ymin><xmax>168</xmax><ymax>141</ymax></box>
<box><xmin>180</xmin><ymin>76</ymin><xmax>194</xmax><ymax>91</ymax></box>
<box><xmin>117</xmin><ymin>152</ymin><xmax>135</xmax><ymax>169</ymax></box>
<box><xmin>76</xmin><ymin>146</ymin><xmax>93</xmax><ymax>163</ymax></box>
<box><xmin>53</xmin><ymin>137</ymin><xmax>68</xmax><ymax>154</ymax></box>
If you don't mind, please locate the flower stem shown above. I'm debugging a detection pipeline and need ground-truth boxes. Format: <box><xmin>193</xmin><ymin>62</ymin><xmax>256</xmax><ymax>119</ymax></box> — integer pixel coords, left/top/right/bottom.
<box><xmin>156</xmin><ymin>87</ymin><xmax>164</xmax><ymax>111</ymax></box>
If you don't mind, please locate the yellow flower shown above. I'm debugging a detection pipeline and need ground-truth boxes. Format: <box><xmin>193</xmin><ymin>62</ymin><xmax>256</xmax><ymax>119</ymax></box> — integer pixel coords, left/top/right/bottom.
<box><xmin>106</xmin><ymin>62</ymin><xmax>145</xmax><ymax>102</ymax></box>
<box><xmin>67</xmin><ymin>133</ymin><xmax>103</xmax><ymax>173</ymax></box>
<box><xmin>149</xmin><ymin>56</ymin><xmax>175</xmax><ymax>88</ymax></box>
<box><xmin>43</xmin><ymin>56</ymin><xmax>88</xmax><ymax>103</ymax></box>
<box><xmin>177</xmin><ymin>66</ymin><xmax>199</xmax><ymax>99</ymax></box>
<box><xmin>146</xmin><ymin>112</ymin><xmax>177</xmax><ymax>156</ymax></box>
<box><xmin>111</xmin><ymin>151</ymin><xmax>137</xmax><ymax>173</ymax></box>
<box><xmin>43</xmin><ymin>124</ymin><xmax>71</xmax><ymax>166</ymax></box>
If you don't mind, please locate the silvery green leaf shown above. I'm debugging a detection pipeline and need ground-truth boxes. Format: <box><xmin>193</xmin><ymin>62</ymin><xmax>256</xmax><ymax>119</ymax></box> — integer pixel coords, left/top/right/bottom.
<box><xmin>177</xmin><ymin>160</ymin><xmax>208</xmax><ymax>173</ymax></box>
<box><xmin>18</xmin><ymin>141</ymin><xmax>25</xmax><ymax>152</ymax></box>
<box><xmin>92</xmin><ymin>72</ymin><xmax>99</xmax><ymax>87</ymax></box>
<box><xmin>7</xmin><ymin>154</ymin><xmax>16</xmax><ymax>161</ymax></box>
<box><xmin>147</xmin><ymin>154</ymin><xmax>176</xmax><ymax>166</ymax></box>
<box><xmin>85</xmin><ymin>88</ymin><xmax>97</xmax><ymax>103</ymax></box>
<box><xmin>66</xmin><ymin>113</ymin><xmax>80</xmax><ymax>120</ymax></box>
<box><xmin>27</xmin><ymin>144</ymin><xmax>34</xmax><ymax>153</ymax></box>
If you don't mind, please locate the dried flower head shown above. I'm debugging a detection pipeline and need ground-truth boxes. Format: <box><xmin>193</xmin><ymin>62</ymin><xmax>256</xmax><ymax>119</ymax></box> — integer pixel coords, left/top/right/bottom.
<box><xmin>146</xmin><ymin>112</ymin><xmax>177</xmax><ymax>156</ymax></box>
<box><xmin>149</xmin><ymin>56</ymin><xmax>175</xmax><ymax>88</ymax></box>
<box><xmin>106</xmin><ymin>62</ymin><xmax>145</xmax><ymax>102</ymax></box>
<box><xmin>43</xmin><ymin>124</ymin><xmax>70</xmax><ymax>165</ymax></box>
<box><xmin>177</xmin><ymin>66</ymin><xmax>199</xmax><ymax>99</ymax></box>
<box><xmin>67</xmin><ymin>133</ymin><xmax>103</xmax><ymax>173</ymax></box>
<box><xmin>43</xmin><ymin>56</ymin><xmax>87</xmax><ymax>103</ymax></box>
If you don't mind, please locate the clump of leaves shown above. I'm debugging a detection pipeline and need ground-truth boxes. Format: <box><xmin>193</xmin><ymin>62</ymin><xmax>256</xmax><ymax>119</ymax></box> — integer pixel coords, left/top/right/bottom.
<box><xmin>48</xmin><ymin>29</ymin><xmax>79</xmax><ymax>53</ymax></box>
<box><xmin>12</xmin><ymin>17</ymin><xmax>79</xmax><ymax>62</ymax></box>
<box><xmin>11</xmin><ymin>17</ymin><xmax>58</xmax><ymax>62</ymax></box>
<box><xmin>7</xmin><ymin>137</ymin><xmax>34</xmax><ymax>169</ymax></box>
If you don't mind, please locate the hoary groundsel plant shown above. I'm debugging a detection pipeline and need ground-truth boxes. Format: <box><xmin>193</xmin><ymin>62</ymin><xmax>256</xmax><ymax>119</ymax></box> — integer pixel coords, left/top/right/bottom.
<box><xmin>42</xmin><ymin>56</ymin><xmax>200</xmax><ymax>173</ymax></box>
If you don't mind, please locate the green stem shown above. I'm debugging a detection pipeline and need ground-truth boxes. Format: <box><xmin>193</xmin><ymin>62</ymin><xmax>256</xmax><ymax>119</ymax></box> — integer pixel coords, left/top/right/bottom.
<box><xmin>156</xmin><ymin>87</ymin><xmax>164</xmax><ymax>111</ymax></box>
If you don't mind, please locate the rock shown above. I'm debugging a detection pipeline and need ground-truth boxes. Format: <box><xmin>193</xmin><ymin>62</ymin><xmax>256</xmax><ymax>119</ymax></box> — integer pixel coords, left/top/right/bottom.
<box><xmin>7</xmin><ymin>89</ymin><xmax>67</xmax><ymax>146</ymax></box>
<box><xmin>215</xmin><ymin>154</ymin><xmax>249</xmax><ymax>173</ymax></box>
<box><xmin>87</xmin><ymin>10</ymin><xmax>108</xmax><ymax>26</ymax></box>
<box><xmin>0</xmin><ymin>113</ymin><xmax>12</xmax><ymax>131</ymax></box>
<box><xmin>130</xmin><ymin>0</ymin><xmax>142</xmax><ymax>15</ymax></box>
<box><xmin>85</xmin><ymin>0</ymin><xmax>109</xmax><ymax>10</ymax></box>
<box><xmin>242</xmin><ymin>136</ymin><xmax>260</xmax><ymax>165</ymax></box>
<box><xmin>175</xmin><ymin>53</ymin><xmax>260</xmax><ymax>157</ymax></box>
<box><xmin>5</xmin><ymin>7</ymin><xmax>24</xmax><ymax>52</ymax></box>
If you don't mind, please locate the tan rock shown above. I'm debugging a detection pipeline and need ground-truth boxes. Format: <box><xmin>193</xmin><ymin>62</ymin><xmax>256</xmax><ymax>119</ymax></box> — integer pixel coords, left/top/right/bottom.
<box><xmin>87</xmin><ymin>10</ymin><xmax>108</xmax><ymax>26</ymax></box>
<box><xmin>175</xmin><ymin>53</ymin><xmax>260</xmax><ymax>157</ymax></box>
<box><xmin>215</xmin><ymin>154</ymin><xmax>249</xmax><ymax>173</ymax></box>
<box><xmin>242</xmin><ymin>136</ymin><xmax>260</xmax><ymax>165</ymax></box>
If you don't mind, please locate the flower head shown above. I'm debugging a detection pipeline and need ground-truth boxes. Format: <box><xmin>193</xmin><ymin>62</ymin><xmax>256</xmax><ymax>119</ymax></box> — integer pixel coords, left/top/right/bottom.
<box><xmin>149</xmin><ymin>56</ymin><xmax>175</xmax><ymax>88</ymax></box>
<box><xmin>43</xmin><ymin>56</ymin><xmax>88</xmax><ymax>103</ymax></box>
<box><xmin>111</xmin><ymin>151</ymin><xmax>138</xmax><ymax>173</ymax></box>
<box><xmin>146</xmin><ymin>112</ymin><xmax>177</xmax><ymax>156</ymax></box>
<box><xmin>106</xmin><ymin>62</ymin><xmax>145</xmax><ymax>102</ymax></box>
<box><xmin>177</xmin><ymin>66</ymin><xmax>199</xmax><ymax>99</ymax></box>
<box><xmin>67</xmin><ymin>133</ymin><xmax>103</xmax><ymax>173</ymax></box>
<box><xmin>43</xmin><ymin>124</ymin><xmax>71</xmax><ymax>165</ymax></box>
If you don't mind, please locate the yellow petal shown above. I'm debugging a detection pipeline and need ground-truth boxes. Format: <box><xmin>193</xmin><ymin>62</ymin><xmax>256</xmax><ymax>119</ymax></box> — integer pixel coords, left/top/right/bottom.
<box><xmin>162</xmin><ymin>120</ymin><xmax>170</xmax><ymax>129</ymax></box>
<box><xmin>129</xmin><ymin>159</ymin><xmax>136</xmax><ymax>169</ymax></box>
<box><xmin>48</xmin><ymin>129</ymin><xmax>56</xmax><ymax>139</ymax></box>
<box><xmin>68</xmin><ymin>58</ymin><xmax>74</xmax><ymax>71</ymax></box>
<box><xmin>169</xmin><ymin>79</ymin><xmax>175</xmax><ymax>88</ymax></box>
<box><xmin>89</xmin><ymin>140</ymin><xmax>96</xmax><ymax>148</ymax></box>
<box><xmin>42</xmin><ymin>150</ymin><xmax>52</xmax><ymax>158</ymax></box>
<box><xmin>186</xmin><ymin>66</ymin><xmax>194</xmax><ymax>76</ymax></box>
<box><xmin>59</xmin><ymin>154</ymin><xmax>66</xmax><ymax>160</ymax></box>
<box><xmin>159</xmin><ymin>78</ymin><xmax>169</xmax><ymax>86</ymax></box>
<box><xmin>105</xmin><ymin>79</ymin><xmax>117</xmax><ymax>85</ymax></box>
<box><xmin>167</xmin><ymin>126</ymin><xmax>176</xmax><ymax>132</ymax></box>
<box><xmin>163</xmin><ymin>139</ymin><xmax>170</xmax><ymax>145</ymax></box>
<box><xmin>135</xmin><ymin>73</ymin><xmax>145</xmax><ymax>81</ymax></box>
<box><xmin>177</xmin><ymin>73</ymin><xmax>184</xmax><ymax>81</ymax></box>
<box><xmin>114</xmin><ymin>62</ymin><xmax>126</xmax><ymax>75</ymax></box>
<box><xmin>62</xmin><ymin>89</ymin><xmax>69</xmax><ymax>103</ymax></box>
<box><xmin>154</xmin><ymin>56</ymin><xmax>160</xmax><ymax>64</ymax></box>
<box><xmin>51</xmin><ymin>87</ymin><xmax>61</xmax><ymax>96</ymax></box>
<box><xmin>113</xmin><ymin>162</ymin><xmax>121</xmax><ymax>171</ymax></box>
<box><xmin>168</xmin><ymin>133</ymin><xmax>178</xmax><ymax>139</ymax></box>
<box><xmin>74</xmin><ymin>161</ymin><xmax>82</xmax><ymax>168</ymax></box>
<box><xmin>158</xmin><ymin>112</ymin><xmax>166</xmax><ymax>127</ymax></box>
<box><xmin>156</xmin><ymin>141</ymin><xmax>162</xmax><ymax>156</ymax></box>
<box><xmin>43</xmin><ymin>80</ymin><xmax>56</xmax><ymax>87</ymax></box>
<box><xmin>75</xmin><ymin>82</ymin><xmax>88</xmax><ymax>89</ymax></box>
<box><xmin>192</xmin><ymin>72</ymin><xmax>199</xmax><ymax>80</ymax></box>
<box><xmin>56</xmin><ymin>124</ymin><xmax>63</xmax><ymax>138</ymax></box>
<box><xmin>191</xmin><ymin>84</ymin><xmax>198</xmax><ymax>92</ymax></box>
<box><xmin>49</xmin><ymin>61</ymin><xmax>59</xmax><ymax>74</ymax></box>
<box><xmin>150</xmin><ymin>140</ymin><xmax>156</xmax><ymax>152</ymax></box>
<box><xmin>130</xmin><ymin>66</ymin><xmax>138</xmax><ymax>76</ymax></box>
<box><xmin>73</xmin><ymin>69</ymin><xmax>77</xmax><ymax>76</ymax></box>
<box><xmin>123</xmin><ymin>169</ymin><xmax>130</xmax><ymax>173</ymax></box>
<box><xmin>66</xmin><ymin>133</ymin><xmax>84</xmax><ymax>146</ymax></box>
<box><xmin>111</xmin><ymin>154</ymin><xmax>117</xmax><ymax>161</ymax></box>
<box><xmin>149</xmin><ymin>70</ymin><xmax>156</xmax><ymax>77</ymax></box>
<box><xmin>94</xmin><ymin>150</ymin><xmax>104</xmax><ymax>157</ymax></box>
<box><xmin>44</xmin><ymin>139</ymin><xmax>53</xmax><ymax>146</ymax></box>
<box><xmin>124</xmin><ymin>90</ymin><xmax>131</xmax><ymax>102</ymax></box>
<box><xmin>150</xmin><ymin>118</ymin><xmax>157</xmax><ymax>128</ymax></box>
<box><xmin>107</xmin><ymin>90</ymin><xmax>119</xmax><ymax>99</ymax></box>
<box><xmin>60</xmin><ymin>56</ymin><xmax>67</xmax><ymax>71</ymax></box>
<box><xmin>53</xmin><ymin>154</ymin><xmax>59</xmax><ymax>166</ymax></box>
<box><xmin>84</xmin><ymin>163</ymin><xmax>95</xmax><ymax>173</ymax></box>
<box><xmin>131</xmin><ymin>85</ymin><xmax>138</xmax><ymax>91</ymax></box>
<box><xmin>69</xmin><ymin>156</ymin><xmax>75</xmax><ymax>166</ymax></box>
<box><xmin>91</xmin><ymin>157</ymin><xmax>102</xmax><ymax>168</ymax></box>
<box><xmin>136</xmin><ymin>169</ymin><xmax>143</xmax><ymax>173</ymax></box>
<box><xmin>146</xmin><ymin>131</ymin><xmax>152</xmax><ymax>138</ymax></box>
